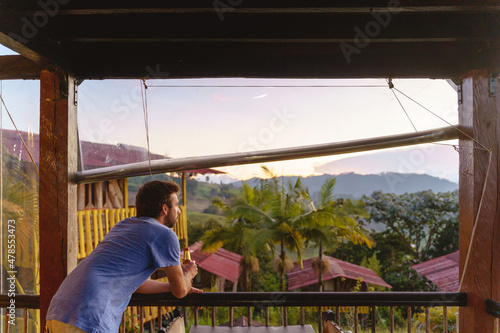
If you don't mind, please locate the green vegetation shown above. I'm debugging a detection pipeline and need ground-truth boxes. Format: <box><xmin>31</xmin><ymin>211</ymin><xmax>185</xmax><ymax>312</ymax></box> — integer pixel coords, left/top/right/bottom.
<box><xmin>200</xmin><ymin>166</ymin><xmax>371</xmax><ymax>292</ymax></box>
<box><xmin>183</xmin><ymin>172</ymin><xmax>459</xmax><ymax>332</ymax></box>
<box><xmin>333</xmin><ymin>190</ymin><xmax>459</xmax><ymax>292</ymax></box>
<box><xmin>2</xmin><ymin>148</ymin><xmax>40</xmax><ymax>331</ymax></box>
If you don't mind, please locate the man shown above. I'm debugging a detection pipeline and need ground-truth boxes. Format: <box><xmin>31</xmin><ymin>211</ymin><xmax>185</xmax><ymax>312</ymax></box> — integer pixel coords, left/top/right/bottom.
<box><xmin>46</xmin><ymin>180</ymin><xmax>202</xmax><ymax>332</ymax></box>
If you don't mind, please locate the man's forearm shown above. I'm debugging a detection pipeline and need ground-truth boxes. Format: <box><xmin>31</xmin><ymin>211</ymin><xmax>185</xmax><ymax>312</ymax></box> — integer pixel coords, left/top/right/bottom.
<box><xmin>164</xmin><ymin>262</ymin><xmax>199</xmax><ymax>298</ymax></box>
<box><xmin>135</xmin><ymin>279</ymin><xmax>172</xmax><ymax>294</ymax></box>
<box><xmin>182</xmin><ymin>270</ymin><xmax>193</xmax><ymax>291</ymax></box>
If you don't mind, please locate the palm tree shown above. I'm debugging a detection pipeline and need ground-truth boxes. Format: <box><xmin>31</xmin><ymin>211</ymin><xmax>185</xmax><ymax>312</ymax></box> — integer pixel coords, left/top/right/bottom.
<box><xmin>206</xmin><ymin>166</ymin><xmax>312</xmax><ymax>291</ymax></box>
<box><xmin>300</xmin><ymin>178</ymin><xmax>373</xmax><ymax>291</ymax></box>
<box><xmin>1</xmin><ymin>150</ymin><xmax>40</xmax><ymax>329</ymax></box>
<box><xmin>202</xmin><ymin>182</ymin><xmax>266</xmax><ymax>291</ymax></box>
<box><xmin>242</xmin><ymin>167</ymin><xmax>313</xmax><ymax>291</ymax></box>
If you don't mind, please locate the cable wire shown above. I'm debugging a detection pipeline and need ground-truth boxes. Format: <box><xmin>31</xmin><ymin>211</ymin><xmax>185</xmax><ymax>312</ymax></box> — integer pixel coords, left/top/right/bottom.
<box><xmin>392</xmin><ymin>86</ymin><xmax>489</xmax><ymax>152</ymax></box>
<box><xmin>388</xmin><ymin>80</ymin><xmax>493</xmax><ymax>293</ymax></box>
<box><xmin>459</xmin><ymin>148</ymin><xmax>492</xmax><ymax>292</ymax></box>
<box><xmin>141</xmin><ymin>80</ymin><xmax>152</xmax><ymax>175</ymax></box>
<box><xmin>0</xmin><ymin>92</ymin><xmax>39</xmax><ymax>176</ymax></box>
<box><xmin>388</xmin><ymin>81</ymin><xmax>418</xmax><ymax>132</ymax></box>
<box><xmin>146</xmin><ymin>84</ymin><xmax>387</xmax><ymax>88</ymax></box>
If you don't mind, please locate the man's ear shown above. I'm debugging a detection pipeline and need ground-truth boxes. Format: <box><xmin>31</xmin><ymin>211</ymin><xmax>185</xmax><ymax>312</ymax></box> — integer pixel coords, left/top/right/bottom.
<box><xmin>162</xmin><ymin>203</ymin><xmax>169</xmax><ymax>215</ymax></box>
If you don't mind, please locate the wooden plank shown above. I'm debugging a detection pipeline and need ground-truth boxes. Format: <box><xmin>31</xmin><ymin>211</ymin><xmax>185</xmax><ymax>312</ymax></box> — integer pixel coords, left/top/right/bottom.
<box><xmin>95</xmin><ymin>182</ymin><xmax>103</xmax><ymax>209</ymax></box>
<box><xmin>458</xmin><ymin>69</ymin><xmax>500</xmax><ymax>332</ymax></box>
<box><xmin>108</xmin><ymin>179</ymin><xmax>124</xmax><ymax>208</ymax></box>
<box><xmin>0</xmin><ymin>33</ymin><xmax>47</xmax><ymax>64</ymax></box>
<box><xmin>62</xmin><ymin>39</ymin><xmax>498</xmax><ymax>80</ymax></box>
<box><xmin>0</xmin><ymin>55</ymin><xmax>45</xmax><ymax>80</ymax></box>
<box><xmin>39</xmin><ymin>70</ymin><xmax>78</xmax><ymax>329</ymax></box>
<box><xmin>77</xmin><ymin>184</ymin><xmax>85</xmax><ymax>210</ymax></box>
<box><xmin>54</xmin><ymin>5</ymin><xmax>500</xmax><ymax>15</ymax></box>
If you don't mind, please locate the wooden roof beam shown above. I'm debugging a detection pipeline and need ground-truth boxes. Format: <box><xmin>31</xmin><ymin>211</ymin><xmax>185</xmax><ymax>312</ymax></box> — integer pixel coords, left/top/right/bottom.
<box><xmin>0</xmin><ymin>32</ymin><xmax>47</xmax><ymax>65</ymax></box>
<box><xmin>55</xmin><ymin>5</ymin><xmax>500</xmax><ymax>15</ymax></box>
<box><xmin>0</xmin><ymin>55</ymin><xmax>45</xmax><ymax>80</ymax></box>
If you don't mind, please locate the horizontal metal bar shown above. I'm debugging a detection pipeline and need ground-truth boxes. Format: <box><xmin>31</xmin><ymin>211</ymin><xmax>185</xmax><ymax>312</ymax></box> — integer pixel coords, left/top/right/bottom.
<box><xmin>75</xmin><ymin>126</ymin><xmax>459</xmax><ymax>184</ymax></box>
<box><xmin>0</xmin><ymin>292</ymin><xmax>467</xmax><ymax>311</ymax></box>
<box><xmin>0</xmin><ymin>294</ymin><xmax>40</xmax><ymax>309</ymax></box>
<box><xmin>128</xmin><ymin>292</ymin><xmax>467</xmax><ymax>307</ymax></box>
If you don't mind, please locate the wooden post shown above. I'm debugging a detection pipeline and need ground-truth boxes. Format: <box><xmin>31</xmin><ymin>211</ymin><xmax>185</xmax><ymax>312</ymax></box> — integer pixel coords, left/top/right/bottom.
<box><xmin>123</xmin><ymin>178</ymin><xmax>129</xmax><ymax>209</ymax></box>
<box><xmin>39</xmin><ymin>70</ymin><xmax>78</xmax><ymax>329</ymax></box>
<box><xmin>459</xmin><ymin>69</ymin><xmax>500</xmax><ymax>332</ymax></box>
<box><xmin>95</xmin><ymin>182</ymin><xmax>103</xmax><ymax>209</ymax></box>
<box><xmin>182</xmin><ymin>172</ymin><xmax>187</xmax><ymax>207</ymax></box>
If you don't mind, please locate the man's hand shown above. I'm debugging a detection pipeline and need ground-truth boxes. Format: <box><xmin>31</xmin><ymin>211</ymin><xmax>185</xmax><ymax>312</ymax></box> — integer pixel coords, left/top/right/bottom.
<box><xmin>189</xmin><ymin>287</ymin><xmax>203</xmax><ymax>294</ymax></box>
<box><xmin>182</xmin><ymin>260</ymin><xmax>198</xmax><ymax>280</ymax></box>
<box><xmin>164</xmin><ymin>261</ymin><xmax>199</xmax><ymax>299</ymax></box>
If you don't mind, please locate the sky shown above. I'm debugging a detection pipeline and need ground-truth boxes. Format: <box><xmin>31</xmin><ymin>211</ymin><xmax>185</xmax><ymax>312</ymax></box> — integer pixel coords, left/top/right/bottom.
<box><xmin>1</xmin><ymin>44</ymin><xmax>459</xmax><ymax>182</ymax></box>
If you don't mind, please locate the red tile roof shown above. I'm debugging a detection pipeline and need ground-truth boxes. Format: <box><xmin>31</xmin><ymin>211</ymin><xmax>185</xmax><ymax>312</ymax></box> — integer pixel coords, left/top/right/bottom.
<box><xmin>2</xmin><ymin>129</ymin><xmax>224</xmax><ymax>174</ymax></box>
<box><xmin>187</xmin><ymin>241</ymin><xmax>242</xmax><ymax>283</ymax></box>
<box><xmin>411</xmin><ymin>251</ymin><xmax>459</xmax><ymax>292</ymax></box>
<box><xmin>287</xmin><ymin>255</ymin><xmax>392</xmax><ymax>290</ymax></box>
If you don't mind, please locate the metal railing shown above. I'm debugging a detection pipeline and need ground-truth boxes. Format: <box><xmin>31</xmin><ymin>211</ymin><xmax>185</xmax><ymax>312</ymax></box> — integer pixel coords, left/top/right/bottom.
<box><xmin>0</xmin><ymin>292</ymin><xmax>468</xmax><ymax>333</ymax></box>
<box><xmin>129</xmin><ymin>292</ymin><xmax>467</xmax><ymax>333</ymax></box>
<box><xmin>0</xmin><ymin>294</ymin><xmax>40</xmax><ymax>333</ymax></box>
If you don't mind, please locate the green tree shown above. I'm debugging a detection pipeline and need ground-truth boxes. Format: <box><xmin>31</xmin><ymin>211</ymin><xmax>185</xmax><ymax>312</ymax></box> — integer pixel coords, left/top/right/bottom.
<box><xmin>2</xmin><ymin>151</ymin><xmax>40</xmax><ymax>330</ymax></box>
<box><xmin>248</xmin><ymin>167</ymin><xmax>312</xmax><ymax>291</ymax></box>
<box><xmin>209</xmin><ymin>166</ymin><xmax>312</xmax><ymax>291</ymax></box>
<box><xmin>301</xmin><ymin>178</ymin><xmax>373</xmax><ymax>291</ymax></box>
<box><xmin>361</xmin><ymin>190</ymin><xmax>458</xmax><ymax>262</ymax></box>
<box><xmin>202</xmin><ymin>182</ymin><xmax>268</xmax><ymax>291</ymax></box>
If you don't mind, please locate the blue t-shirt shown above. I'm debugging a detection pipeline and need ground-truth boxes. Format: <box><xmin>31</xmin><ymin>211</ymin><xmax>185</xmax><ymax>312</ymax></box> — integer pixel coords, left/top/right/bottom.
<box><xmin>47</xmin><ymin>216</ymin><xmax>181</xmax><ymax>333</ymax></box>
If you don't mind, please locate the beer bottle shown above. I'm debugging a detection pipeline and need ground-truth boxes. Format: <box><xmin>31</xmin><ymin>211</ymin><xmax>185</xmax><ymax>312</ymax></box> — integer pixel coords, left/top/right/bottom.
<box><xmin>183</xmin><ymin>247</ymin><xmax>191</xmax><ymax>264</ymax></box>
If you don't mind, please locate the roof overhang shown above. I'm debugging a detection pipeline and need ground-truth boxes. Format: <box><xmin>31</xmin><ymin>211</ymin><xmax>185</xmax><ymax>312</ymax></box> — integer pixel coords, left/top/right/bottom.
<box><xmin>1</xmin><ymin>1</ymin><xmax>499</xmax><ymax>80</ymax></box>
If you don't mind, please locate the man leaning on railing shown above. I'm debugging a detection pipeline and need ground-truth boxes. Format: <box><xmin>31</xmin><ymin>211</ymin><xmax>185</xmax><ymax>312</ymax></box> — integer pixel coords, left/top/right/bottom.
<box><xmin>45</xmin><ymin>180</ymin><xmax>202</xmax><ymax>333</ymax></box>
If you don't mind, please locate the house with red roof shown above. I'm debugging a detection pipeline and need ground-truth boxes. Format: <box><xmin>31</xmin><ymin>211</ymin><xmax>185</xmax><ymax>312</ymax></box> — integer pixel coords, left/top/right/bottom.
<box><xmin>288</xmin><ymin>255</ymin><xmax>391</xmax><ymax>292</ymax></box>
<box><xmin>186</xmin><ymin>241</ymin><xmax>242</xmax><ymax>292</ymax></box>
<box><xmin>411</xmin><ymin>251</ymin><xmax>459</xmax><ymax>292</ymax></box>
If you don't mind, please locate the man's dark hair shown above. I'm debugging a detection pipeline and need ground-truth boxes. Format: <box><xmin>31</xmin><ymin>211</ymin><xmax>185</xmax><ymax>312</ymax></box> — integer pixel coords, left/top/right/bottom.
<box><xmin>135</xmin><ymin>181</ymin><xmax>181</xmax><ymax>218</ymax></box>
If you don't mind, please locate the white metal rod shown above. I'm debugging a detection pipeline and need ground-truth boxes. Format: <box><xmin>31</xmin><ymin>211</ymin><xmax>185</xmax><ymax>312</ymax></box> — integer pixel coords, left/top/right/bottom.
<box><xmin>75</xmin><ymin>126</ymin><xmax>459</xmax><ymax>184</ymax></box>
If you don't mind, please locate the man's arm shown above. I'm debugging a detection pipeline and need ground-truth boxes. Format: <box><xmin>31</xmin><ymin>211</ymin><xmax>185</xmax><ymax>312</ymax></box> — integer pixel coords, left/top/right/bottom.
<box><xmin>163</xmin><ymin>261</ymin><xmax>200</xmax><ymax>298</ymax></box>
<box><xmin>134</xmin><ymin>279</ymin><xmax>172</xmax><ymax>294</ymax></box>
<box><xmin>135</xmin><ymin>261</ymin><xmax>202</xmax><ymax>297</ymax></box>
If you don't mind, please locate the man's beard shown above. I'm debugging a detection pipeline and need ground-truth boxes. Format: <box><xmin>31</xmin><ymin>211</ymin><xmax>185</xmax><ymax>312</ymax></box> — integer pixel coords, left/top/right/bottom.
<box><xmin>165</xmin><ymin>210</ymin><xmax>178</xmax><ymax>228</ymax></box>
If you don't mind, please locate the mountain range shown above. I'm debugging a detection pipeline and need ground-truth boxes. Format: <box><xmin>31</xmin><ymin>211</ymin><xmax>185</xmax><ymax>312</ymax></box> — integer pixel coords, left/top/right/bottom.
<box><xmin>231</xmin><ymin>172</ymin><xmax>458</xmax><ymax>198</ymax></box>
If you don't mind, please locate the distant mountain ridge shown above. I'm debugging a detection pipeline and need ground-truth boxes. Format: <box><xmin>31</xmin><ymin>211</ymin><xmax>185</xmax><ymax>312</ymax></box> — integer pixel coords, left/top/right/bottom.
<box><xmin>231</xmin><ymin>172</ymin><xmax>458</xmax><ymax>198</ymax></box>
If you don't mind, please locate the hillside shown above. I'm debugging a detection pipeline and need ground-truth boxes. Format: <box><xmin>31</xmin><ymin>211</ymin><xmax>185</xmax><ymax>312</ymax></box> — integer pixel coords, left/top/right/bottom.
<box><xmin>231</xmin><ymin>172</ymin><xmax>457</xmax><ymax>199</ymax></box>
<box><xmin>127</xmin><ymin>172</ymin><xmax>457</xmax><ymax>214</ymax></box>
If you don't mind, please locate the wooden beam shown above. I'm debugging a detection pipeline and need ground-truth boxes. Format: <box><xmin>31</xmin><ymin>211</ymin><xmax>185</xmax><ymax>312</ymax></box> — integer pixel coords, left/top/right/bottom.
<box><xmin>55</xmin><ymin>5</ymin><xmax>500</xmax><ymax>15</ymax></box>
<box><xmin>0</xmin><ymin>55</ymin><xmax>45</xmax><ymax>80</ymax></box>
<box><xmin>0</xmin><ymin>32</ymin><xmax>47</xmax><ymax>65</ymax></box>
<box><xmin>39</xmin><ymin>70</ymin><xmax>78</xmax><ymax>329</ymax></box>
<box><xmin>458</xmin><ymin>69</ymin><xmax>500</xmax><ymax>332</ymax></box>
